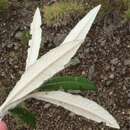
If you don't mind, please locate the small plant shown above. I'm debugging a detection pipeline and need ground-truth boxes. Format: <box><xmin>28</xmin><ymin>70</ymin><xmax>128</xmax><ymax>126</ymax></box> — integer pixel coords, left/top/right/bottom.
<box><xmin>0</xmin><ymin>0</ymin><xmax>8</xmax><ymax>12</ymax></box>
<box><xmin>123</xmin><ymin>0</ymin><xmax>130</xmax><ymax>20</ymax></box>
<box><xmin>21</xmin><ymin>31</ymin><xmax>31</xmax><ymax>45</ymax></box>
<box><xmin>43</xmin><ymin>1</ymin><xmax>87</xmax><ymax>26</ymax></box>
<box><xmin>0</xmin><ymin>5</ymin><xmax>120</xmax><ymax>129</ymax></box>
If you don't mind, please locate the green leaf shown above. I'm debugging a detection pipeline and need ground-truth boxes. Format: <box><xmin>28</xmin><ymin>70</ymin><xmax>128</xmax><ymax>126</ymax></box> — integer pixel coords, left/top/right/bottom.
<box><xmin>10</xmin><ymin>106</ymin><xmax>36</xmax><ymax>128</ymax></box>
<box><xmin>39</xmin><ymin>76</ymin><xmax>96</xmax><ymax>91</ymax></box>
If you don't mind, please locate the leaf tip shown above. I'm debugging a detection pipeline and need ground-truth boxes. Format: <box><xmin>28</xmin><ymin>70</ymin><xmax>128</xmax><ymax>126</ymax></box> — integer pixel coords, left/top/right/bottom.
<box><xmin>107</xmin><ymin>118</ymin><xmax>120</xmax><ymax>129</ymax></box>
<box><xmin>35</xmin><ymin>7</ymin><xmax>40</xmax><ymax>15</ymax></box>
<box><xmin>33</xmin><ymin>7</ymin><xmax>42</xmax><ymax>25</ymax></box>
<box><xmin>93</xmin><ymin>4</ymin><xmax>101</xmax><ymax>14</ymax></box>
<box><xmin>111</xmin><ymin>122</ymin><xmax>120</xmax><ymax>129</ymax></box>
<box><xmin>97</xmin><ymin>4</ymin><xmax>101</xmax><ymax>9</ymax></box>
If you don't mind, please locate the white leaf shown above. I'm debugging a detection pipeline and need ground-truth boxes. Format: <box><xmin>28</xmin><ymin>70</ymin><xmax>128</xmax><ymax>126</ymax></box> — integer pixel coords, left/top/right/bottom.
<box><xmin>0</xmin><ymin>91</ymin><xmax>120</xmax><ymax>129</ymax></box>
<box><xmin>63</xmin><ymin>5</ymin><xmax>101</xmax><ymax>44</ymax></box>
<box><xmin>0</xmin><ymin>5</ymin><xmax>101</xmax><ymax>116</ymax></box>
<box><xmin>30</xmin><ymin>91</ymin><xmax>120</xmax><ymax>129</ymax></box>
<box><xmin>26</xmin><ymin>7</ymin><xmax>42</xmax><ymax>70</ymax></box>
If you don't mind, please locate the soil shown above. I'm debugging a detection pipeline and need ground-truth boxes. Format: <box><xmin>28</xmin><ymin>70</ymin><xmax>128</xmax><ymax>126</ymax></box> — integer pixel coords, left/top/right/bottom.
<box><xmin>0</xmin><ymin>0</ymin><xmax>130</xmax><ymax>130</ymax></box>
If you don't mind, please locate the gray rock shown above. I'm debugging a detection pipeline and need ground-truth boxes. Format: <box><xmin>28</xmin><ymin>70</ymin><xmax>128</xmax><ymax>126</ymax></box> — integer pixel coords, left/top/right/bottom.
<box><xmin>111</xmin><ymin>58</ymin><xmax>118</xmax><ymax>65</ymax></box>
<box><xmin>88</xmin><ymin>64</ymin><xmax>95</xmax><ymax>80</ymax></box>
<box><xmin>84</xmin><ymin>48</ymin><xmax>89</xmax><ymax>53</ymax></box>
<box><xmin>44</xmin><ymin>103</ymin><xmax>51</xmax><ymax>109</ymax></box>
<box><xmin>15</xmin><ymin>31</ymin><xmax>23</xmax><ymax>40</ymax></box>
<box><xmin>125</xmin><ymin>77</ymin><xmax>130</xmax><ymax>85</ymax></box>
<box><xmin>69</xmin><ymin>112</ymin><xmax>75</xmax><ymax>117</ymax></box>
<box><xmin>106</xmin><ymin>80</ymin><xmax>113</xmax><ymax>86</ymax></box>
<box><xmin>124</xmin><ymin>59</ymin><xmax>130</xmax><ymax>66</ymax></box>
<box><xmin>127</xmin><ymin>99</ymin><xmax>130</xmax><ymax>105</ymax></box>
<box><xmin>109</xmin><ymin>74</ymin><xmax>114</xmax><ymax>79</ymax></box>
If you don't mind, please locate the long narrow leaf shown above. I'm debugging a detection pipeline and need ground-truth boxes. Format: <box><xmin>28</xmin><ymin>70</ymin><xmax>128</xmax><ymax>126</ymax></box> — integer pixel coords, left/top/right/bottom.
<box><xmin>39</xmin><ymin>76</ymin><xmax>96</xmax><ymax>91</ymax></box>
<box><xmin>26</xmin><ymin>8</ymin><xmax>42</xmax><ymax>69</ymax></box>
<box><xmin>30</xmin><ymin>91</ymin><xmax>120</xmax><ymax>129</ymax></box>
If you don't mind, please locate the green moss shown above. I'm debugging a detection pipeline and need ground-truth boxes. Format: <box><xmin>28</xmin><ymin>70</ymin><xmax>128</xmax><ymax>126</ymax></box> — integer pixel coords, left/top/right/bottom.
<box><xmin>125</xmin><ymin>9</ymin><xmax>130</xmax><ymax>19</ymax></box>
<box><xmin>21</xmin><ymin>31</ymin><xmax>31</xmax><ymax>44</ymax></box>
<box><xmin>0</xmin><ymin>0</ymin><xmax>8</xmax><ymax>11</ymax></box>
<box><xmin>43</xmin><ymin>1</ymin><xmax>87</xmax><ymax>26</ymax></box>
<box><xmin>123</xmin><ymin>0</ymin><xmax>130</xmax><ymax>20</ymax></box>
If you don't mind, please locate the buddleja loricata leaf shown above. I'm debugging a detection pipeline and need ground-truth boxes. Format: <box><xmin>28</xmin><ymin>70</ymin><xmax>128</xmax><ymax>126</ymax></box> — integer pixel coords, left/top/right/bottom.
<box><xmin>26</xmin><ymin>8</ymin><xmax>42</xmax><ymax>70</ymax></box>
<box><xmin>10</xmin><ymin>106</ymin><xmax>36</xmax><ymax>128</ymax></box>
<box><xmin>39</xmin><ymin>76</ymin><xmax>96</xmax><ymax>91</ymax></box>
<box><xmin>30</xmin><ymin>91</ymin><xmax>120</xmax><ymax>129</ymax></box>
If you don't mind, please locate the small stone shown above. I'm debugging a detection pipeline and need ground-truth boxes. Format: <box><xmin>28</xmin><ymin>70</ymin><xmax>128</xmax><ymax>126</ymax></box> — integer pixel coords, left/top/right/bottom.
<box><xmin>111</xmin><ymin>66</ymin><xmax>115</xmax><ymax>71</ymax></box>
<box><xmin>105</xmin><ymin>65</ymin><xmax>110</xmax><ymax>71</ymax></box>
<box><xmin>82</xmin><ymin>71</ymin><xmax>86</xmax><ymax>75</ymax></box>
<box><xmin>15</xmin><ymin>31</ymin><xmax>23</xmax><ymax>40</ymax></box>
<box><xmin>128</xmin><ymin>109</ymin><xmax>130</xmax><ymax>115</ymax></box>
<box><xmin>7</xmin><ymin>43</ymin><xmax>13</xmax><ymax>48</ymax></box>
<box><xmin>109</xmin><ymin>91</ymin><xmax>113</xmax><ymax>95</ymax></box>
<box><xmin>127</xmin><ymin>99</ymin><xmax>130</xmax><ymax>105</ymax></box>
<box><xmin>111</xmin><ymin>58</ymin><xmax>118</xmax><ymax>65</ymax></box>
<box><xmin>88</xmin><ymin>65</ymin><xmax>95</xmax><ymax>80</ymax></box>
<box><xmin>109</xmin><ymin>74</ymin><xmax>114</xmax><ymax>79</ymax></box>
<box><xmin>100</xmin><ymin>39</ymin><xmax>106</xmax><ymax>46</ymax></box>
<box><xmin>125</xmin><ymin>77</ymin><xmax>130</xmax><ymax>85</ymax></box>
<box><xmin>124</xmin><ymin>59</ymin><xmax>130</xmax><ymax>66</ymax></box>
<box><xmin>123</xmin><ymin>85</ymin><xmax>127</xmax><ymax>90</ymax></box>
<box><xmin>44</xmin><ymin>103</ymin><xmax>51</xmax><ymax>109</ymax></box>
<box><xmin>122</xmin><ymin>67</ymin><xmax>126</xmax><ymax>74</ymax></box>
<box><xmin>19</xmin><ymin>70</ymin><xmax>24</xmax><ymax>75</ymax></box>
<box><xmin>9</xmin><ymin>51</ymin><xmax>15</xmax><ymax>58</ymax></box>
<box><xmin>106</xmin><ymin>80</ymin><xmax>112</xmax><ymax>86</ymax></box>
<box><xmin>88</xmin><ymin>128</ymin><xmax>92</xmax><ymax>130</ymax></box>
<box><xmin>84</xmin><ymin>48</ymin><xmax>89</xmax><ymax>53</ymax></box>
<box><xmin>69</xmin><ymin>112</ymin><xmax>75</xmax><ymax>117</ymax></box>
<box><xmin>100</xmin><ymin>75</ymin><xmax>107</xmax><ymax>81</ymax></box>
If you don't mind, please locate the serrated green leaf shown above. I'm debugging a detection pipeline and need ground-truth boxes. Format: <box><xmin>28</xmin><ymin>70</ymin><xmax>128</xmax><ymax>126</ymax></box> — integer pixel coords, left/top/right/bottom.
<box><xmin>10</xmin><ymin>106</ymin><xmax>36</xmax><ymax>128</ymax></box>
<box><xmin>39</xmin><ymin>76</ymin><xmax>96</xmax><ymax>91</ymax></box>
